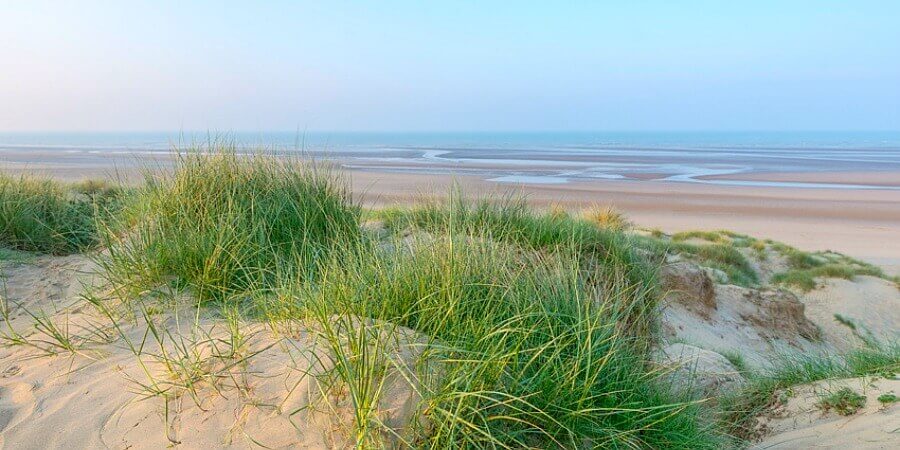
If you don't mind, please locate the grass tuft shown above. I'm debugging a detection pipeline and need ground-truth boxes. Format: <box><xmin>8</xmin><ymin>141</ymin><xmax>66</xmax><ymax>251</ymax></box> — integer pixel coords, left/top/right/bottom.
<box><xmin>635</xmin><ymin>235</ymin><xmax>759</xmax><ymax>286</ymax></box>
<box><xmin>719</xmin><ymin>343</ymin><xmax>900</xmax><ymax>440</ymax></box>
<box><xmin>772</xmin><ymin>264</ymin><xmax>885</xmax><ymax>291</ymax></box>
<box><xmin>0</xmin><ymin>174</ymin><xmax>120</xmax><ymax>254</ymax></box>
<box><xmin>768</xmin><ymin>242</ymin><xmax>892</xmax><ymax>291</ymax></box>
<box><xmin>817</xmin><ymin>387</ymin><xmax>866</xmax><ymax>415</ymax></box>
<box><xmin>671</xmin><ymin>230</ymin><xmax>729</xmax><ymax>244</ymax></box>
<box><xmin>640</xmin><ymin>229</ymin><xmax>896</xmax><ymax>289</ymax></box>
<box><xmin>285</xmin><ymin>234</ymin><xmax>720</xmax><ymax>448</ymax></box>
<box><xmin>833</xmin><ymin>314</ymin><xmax>857</xmax><ymax>331</ymax></box>
<box><xmin>375</xmin><ymin>193</ymin><xmax>656</xmax><ymax>305</ymax></box>
<box><xmin>581</xmin><ymin>204</ymin><xmax>631</xmax><ymax>231</ymax></box>
<box><xmin>98</xmin><ymin>147</ymin><xmax>360</xmax><ymax>303</ymax></box>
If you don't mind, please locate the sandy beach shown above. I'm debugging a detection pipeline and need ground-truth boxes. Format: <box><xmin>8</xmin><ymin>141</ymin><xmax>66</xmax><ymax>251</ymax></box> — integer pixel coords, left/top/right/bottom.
<box><xmin>2</xmin><ymin>152</ymin><xmax>898</xmax><ymax>275</ymax></box>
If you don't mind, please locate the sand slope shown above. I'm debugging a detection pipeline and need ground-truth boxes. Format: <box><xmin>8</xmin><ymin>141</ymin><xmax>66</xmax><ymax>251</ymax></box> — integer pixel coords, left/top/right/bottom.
<box><xmin>799</xmin><ymin>276</ymin><xmax>900</xmax><ymax>352</ymax></box>
<box><xmin>0</xmin><ymin>256</ymin><xmax>431</xmax><ymax>449</ymax></box>
<box><xmin>753</xmin><ymin>377</ymin><xmax>900</xmax><ymax>449</ymax></box>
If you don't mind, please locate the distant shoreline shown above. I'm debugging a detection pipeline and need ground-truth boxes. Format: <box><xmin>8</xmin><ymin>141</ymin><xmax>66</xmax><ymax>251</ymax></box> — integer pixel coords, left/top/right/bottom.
<box><xmin>2</xmin><ymin>151</ymin><xmax>898</xmax><ymax>275</ymax></box>
<box><xmin>3</xmin><ymin>140</ymin><xmax>900</xmax><ymax>190</ymax></box>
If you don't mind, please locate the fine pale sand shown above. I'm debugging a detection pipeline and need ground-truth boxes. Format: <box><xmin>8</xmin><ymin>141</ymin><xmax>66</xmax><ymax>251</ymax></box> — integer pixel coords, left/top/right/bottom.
<box><xmin>800</xmin><ymin>277</ymin><xmax>900</xmax><ymax>352</ymax></box>
<box><xmin>0</xmin><ymin>256</ymin><xmax>431</xmax><ymax>449</ymax></box>
<box><xmin>753</xmin><ymin>377</ymin><xmax>900</xmax><ymax>449</ymax></box>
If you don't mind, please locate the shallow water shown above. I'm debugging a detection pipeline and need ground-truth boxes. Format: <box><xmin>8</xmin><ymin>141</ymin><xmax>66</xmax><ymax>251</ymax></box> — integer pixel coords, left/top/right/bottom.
<box><xmin>2</xmin><ymin>131</ymin><xmax>899</xmax><ymax>189</ymax></box>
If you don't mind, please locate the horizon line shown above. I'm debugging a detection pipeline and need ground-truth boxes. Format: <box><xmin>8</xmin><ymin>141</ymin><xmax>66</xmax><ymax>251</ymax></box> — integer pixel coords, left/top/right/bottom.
<box><xmin>2</xmin><ymin>129</ymin><xmax>900</xmax><ymax>135</ymax></box>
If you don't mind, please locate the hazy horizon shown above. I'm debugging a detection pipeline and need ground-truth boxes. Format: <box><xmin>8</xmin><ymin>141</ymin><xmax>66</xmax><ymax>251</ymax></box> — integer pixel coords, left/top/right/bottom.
<box><xmin>2</xmin><ymin>1</ymin><xmax>899</xmax><ymax>132</ymax></box>
<box><xmin>3</xmin><ymin>129</ymin><xmax>900</xmax><ymax>134</ymax></box>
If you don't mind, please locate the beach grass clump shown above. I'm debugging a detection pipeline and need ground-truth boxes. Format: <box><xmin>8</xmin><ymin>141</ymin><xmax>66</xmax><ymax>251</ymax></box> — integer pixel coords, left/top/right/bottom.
<box><xmin>285</xmin><ymin>235</ymin><xmax>719</xmax><ymax>448</ymax></box>
<box><xmin>765</xmin><ymin>241</ymin><xmax>893</xmax><ymax>290</ymax></box>
<box><xmin>581</xmin><ymin>204</ymin><xmax>631</xmax><ymax>231</ymax></box>
<box><xmin>637</xmin><ymin>229</ymin><xmax>894</xmax><ymax>289</ymax></box>
<box><xmin>91</xmin><ymin>162</ymin><xmax>721</xmax><ymax>446</ymax></box>
<box><xmin>771</xmin><ymin>260</ymin><xmax>886</xmax><ymax>291</ymax></box>
<box><xmin>0</xmin><ymin>174</ymin><xmax>120</xmax><ymax>254</ymax></box>
<box><xmin>99</xmin><ymin>148</ymin><xmax>359</xmax><ymax>303</ymax></box>
<box><xmin>0</xmin><ymin>248</ymin><xmax>32</xmax><ymax>264</ymax></box>
<box><xmin>877</xmin><ymin>393</ymin><xmax>898</xmax><ymax>405</ymax></box>
<box><xmin>671</xmin><ymin>230</ymin><xmax>730</xmax><ymax>244</ymax></box>
<box><xmin>720</xmin><ymin>349</ymin><xmax>750</xmax><ymax>375</ymax></box>
<box><xmin>749</xmin><ymin>240</ymin><xmax>768</xmax><ymax>259</ymax></box>
<box><xmin>547</xmin><ymin>203</ymin><xmax>570</xmax><ymax>220</ymax></box>
<box><xmin>817</xmin><ymin>387</ymin><xmax>866</xmax><ymax>415</ymax></box>
<box><xmin>635</xmin><ymin>235</ymin><xmax>759</xmax><ymax>286</ymax></box>
<box><xmin>375</xmin><ymin>194</ymin><xmax>656</xmax><ymax>297</ymax></box>
<box><xmin>833</xmin><ymin>313</ymin><xmax>858</xmax><ymax>331</ymax></box>
<box><xmin>670</xmin><ymin>230</ymin><xmax>760</xmax><ymax>247</ymax></box>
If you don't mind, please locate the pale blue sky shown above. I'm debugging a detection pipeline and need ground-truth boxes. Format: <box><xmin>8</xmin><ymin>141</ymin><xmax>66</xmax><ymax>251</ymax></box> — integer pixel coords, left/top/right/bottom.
<box><xmin>1</xmin><ymin>1</ymin><xmax>898</xmax><ymax>131</ymax></box>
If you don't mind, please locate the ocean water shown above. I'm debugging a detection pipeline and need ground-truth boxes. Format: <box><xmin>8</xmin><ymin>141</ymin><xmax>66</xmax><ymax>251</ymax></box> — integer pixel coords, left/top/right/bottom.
<box><xmin>1</xmin><ymin>131</ymin><xmax>899</xmax><ymax>189</ymax></box>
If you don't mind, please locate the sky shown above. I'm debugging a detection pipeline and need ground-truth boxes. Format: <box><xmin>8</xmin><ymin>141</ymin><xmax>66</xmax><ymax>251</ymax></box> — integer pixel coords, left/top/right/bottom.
<box><xmin>1</xmin><ymin>1</ymin><xmax>898</xmax><ymax>132</ymax></box>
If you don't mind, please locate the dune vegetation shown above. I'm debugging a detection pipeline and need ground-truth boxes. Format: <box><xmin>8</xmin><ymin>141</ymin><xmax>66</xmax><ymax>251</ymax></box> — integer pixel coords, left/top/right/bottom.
<box><xmin>717</xmin><ymin>343</ymin><xmax>900</xmax><ymax>439</ymax></box>
<box><xmin>98</xmin><ymin>151</ymin><xmax>360</xmax><ymax>303</ymax></box>
<box><xmin>93</xmin><ymin>149</ymin><xmax>715</xmax><ymax>447</ymax></box>
<box><xmin>1</xmin><ymin>146</ymin><xmax>898</xmax><ymax>448</ymax></box>
<box><xmin>0</xmin><ymin>174</ymin><xmax>122</xmax><ymax>254</ymax></box>
<box><xmin>636</xmin><ymin>228</ymin><xmax>897</xmax><ymax>290</ymax></box>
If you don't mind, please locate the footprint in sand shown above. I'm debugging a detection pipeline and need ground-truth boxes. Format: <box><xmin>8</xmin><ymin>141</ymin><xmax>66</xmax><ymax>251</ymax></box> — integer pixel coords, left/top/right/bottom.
<box><xmin>1</xmin><ymin>365</ymin><xmax>21</xmax><ymax>378</ymax></box>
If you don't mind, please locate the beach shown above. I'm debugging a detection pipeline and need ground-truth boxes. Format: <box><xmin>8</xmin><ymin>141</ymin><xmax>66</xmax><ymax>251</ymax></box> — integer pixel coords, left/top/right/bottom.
<box><xmin>2</xmin><ymin>142</ymin><xmax>898</xmax><ymax>274</ymax></box>
<box><xmin>4</xmin><ymin>2</ymin><xmax>899</xmax><ymax>446</ymax></box>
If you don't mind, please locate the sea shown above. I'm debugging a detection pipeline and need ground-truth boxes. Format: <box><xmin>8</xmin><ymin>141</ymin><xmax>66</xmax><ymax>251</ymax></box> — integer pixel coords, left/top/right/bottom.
<box><xmin>1</xmin><ymin>131</ymin><xmax>899</xmax><ymax>190</ymax></box>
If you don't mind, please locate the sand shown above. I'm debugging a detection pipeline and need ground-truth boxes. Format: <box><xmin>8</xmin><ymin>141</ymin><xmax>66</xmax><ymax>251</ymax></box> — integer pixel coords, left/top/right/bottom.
<box><xmin>1</xmin><ymin>153</ymin><xmax>898</xmax><ymax>447</ymax></box>
<box><xmin>0</xmin><ymin>256</ymin><xmax>432</xmax><ymax>449</ymax></box>
<box><xmin>699</xmin><ymin>170</ymin><xmax>900</xmax><ymax>188</ymax></box>
<box><xmin>753</xmin><ymin>376</ymin><xmax>900</xmax><ymax>449</ymax></box>
<box><xmin>799</xmin><ymin>276</ymin><xmax>900</xmax><ymax>352</ymax></box>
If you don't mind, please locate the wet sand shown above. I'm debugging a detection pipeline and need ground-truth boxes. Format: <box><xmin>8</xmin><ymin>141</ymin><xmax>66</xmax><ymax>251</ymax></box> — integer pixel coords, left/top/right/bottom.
<box><xmin>698</xmin><ymin>170</ymin><xmax>900</xmax><ymax>187</ymax></box>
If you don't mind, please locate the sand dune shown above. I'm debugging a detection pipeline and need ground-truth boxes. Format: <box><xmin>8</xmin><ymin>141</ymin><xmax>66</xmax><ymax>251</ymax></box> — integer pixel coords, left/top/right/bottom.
<box><xmin>0</xmin><ymin>256</ymin><xmax>431</xmax><ymax>449</ymax></box>
<box><xmin>1</xmin><ymin>230</ymin><xmax>897</xmax><ymax>447</ymax></box>
<box><xmin>753</xmin><ymin>377</ymin><xmax>900</xmax><ymax>449</ymax></box>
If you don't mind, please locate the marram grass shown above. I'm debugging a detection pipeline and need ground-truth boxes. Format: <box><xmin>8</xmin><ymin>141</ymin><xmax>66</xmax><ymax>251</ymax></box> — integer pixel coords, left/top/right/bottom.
<box><xmin>374</xmin><ymin>195</ymin><xmax>656</xmax><ymax>300</ymax></box>
<box><xmin>98</xmin><ymin>148</ymin><xmax>360</xmax><ymax>303</ymax></box>
<box><xmin>7</xmin><ymin>151</ymin><xmax>896</xmax><ymax>448</ymax></box>
<box><xmin>0</xmin><ymin>174</ymin><xmax>121</xmax><ymax>254</ymax></box>
<box><xmin>87</xmin><ymin>150</ymin><xmax>720</xmax><ymax>447</ymax></box>
<box><xmin>286</xmin><ymin>235</ymin><xmax>721</xmax><ymax>448</ymax></box>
